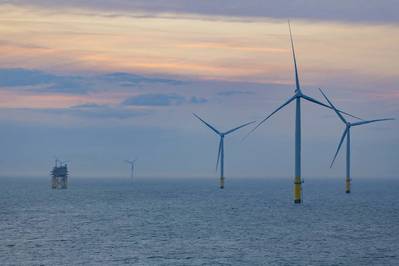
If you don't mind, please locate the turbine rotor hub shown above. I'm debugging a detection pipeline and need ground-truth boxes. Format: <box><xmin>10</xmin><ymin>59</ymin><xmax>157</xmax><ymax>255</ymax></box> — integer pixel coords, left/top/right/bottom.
<box><xmin>295</xmin><ymin>91</ymin><xmax>302</xmax><ymax>98</ymax></box>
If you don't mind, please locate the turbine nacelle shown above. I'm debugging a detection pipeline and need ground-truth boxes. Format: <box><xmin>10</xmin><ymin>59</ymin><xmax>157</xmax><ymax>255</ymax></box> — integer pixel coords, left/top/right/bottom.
<box><xmin>295</xmin><ymin>90</ymin><xmax>303</xmax><ymax>98</ymax></box>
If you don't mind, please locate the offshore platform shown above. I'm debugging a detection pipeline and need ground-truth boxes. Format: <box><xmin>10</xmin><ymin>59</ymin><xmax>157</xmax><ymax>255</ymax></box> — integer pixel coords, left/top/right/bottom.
<box><xmin>51</xmin><ymin>159</ymin><xmax>68</xmax><ymax>189</ymax></box>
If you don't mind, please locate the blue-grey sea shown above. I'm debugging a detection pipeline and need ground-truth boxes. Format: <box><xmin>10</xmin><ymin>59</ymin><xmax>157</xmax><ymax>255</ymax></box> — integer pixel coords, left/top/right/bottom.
<box><xmin>1</xmin><ymin>177</ymin><xmax>398</xmax><ymax>265</ymax></box>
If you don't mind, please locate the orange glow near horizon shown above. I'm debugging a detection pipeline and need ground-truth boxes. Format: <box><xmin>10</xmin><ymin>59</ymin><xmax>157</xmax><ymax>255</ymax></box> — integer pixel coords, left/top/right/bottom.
<box><xmin>0</xmin><ymin>4</ymin><xmax>397</xmax><ymax>81</ymax></box>
<box><xmin>0</xmin><ymin>4</ymin><xmax>398</xmax><ymax>109</ymax></box>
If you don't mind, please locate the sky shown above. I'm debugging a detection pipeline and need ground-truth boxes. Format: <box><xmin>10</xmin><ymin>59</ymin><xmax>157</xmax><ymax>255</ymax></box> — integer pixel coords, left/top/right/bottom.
<box><xmin>0</xmin><ymin>1</ymin><xmax>398</xmax><ymax>179</ymax></box>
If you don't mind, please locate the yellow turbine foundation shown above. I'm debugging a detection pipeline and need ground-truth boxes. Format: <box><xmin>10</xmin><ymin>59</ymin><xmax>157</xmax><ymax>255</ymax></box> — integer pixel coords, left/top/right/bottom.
<box><xmin>220</xmin><ymin>177</ymin><xmax>224</xmax><ymax>189</ymax></box>
<box><xmin>294</xmin><ymin>176</ymin><xmax>302</xmax><ymax>203</ymax></box>
<box><xmin>345</xmin><ymin>178</ymin><xmax>351</xmax><ymax>194</ymax></box>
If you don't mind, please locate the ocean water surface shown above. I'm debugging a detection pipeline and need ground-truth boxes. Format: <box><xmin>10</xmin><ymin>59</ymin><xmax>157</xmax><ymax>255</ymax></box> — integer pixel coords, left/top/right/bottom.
<box><xmin>0</xmin><ymin>177</ymin><xmax>398</xmax><ymax>265</ymax></box>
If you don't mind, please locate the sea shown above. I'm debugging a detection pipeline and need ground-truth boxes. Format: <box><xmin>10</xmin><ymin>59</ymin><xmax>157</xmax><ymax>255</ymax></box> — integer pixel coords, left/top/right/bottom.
<box><xmin>0</xmin><ymin>177</ymin><xmax>398</xmax><ymax>265</ymax></box>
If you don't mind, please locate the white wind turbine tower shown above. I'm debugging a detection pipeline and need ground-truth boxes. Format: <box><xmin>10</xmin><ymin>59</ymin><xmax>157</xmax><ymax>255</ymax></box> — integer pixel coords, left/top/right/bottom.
<box><xmin>193</xmin><ymin>113</ymin><xmax>255</xmax><ymax>189</ymax></box>
<box><xmin>319</xmin><ymin>89</ymin><xmax>394</xmax><ymax>193</ymax></box>
<box><xmin>245</xmin><ymin>21</ymin><xmax>361</xmax><ymax>203</ymax></box>
<box><xmin>125</xmin><ymin>159</ymin><xmax>138</xmax><ymax>179</ymax></box>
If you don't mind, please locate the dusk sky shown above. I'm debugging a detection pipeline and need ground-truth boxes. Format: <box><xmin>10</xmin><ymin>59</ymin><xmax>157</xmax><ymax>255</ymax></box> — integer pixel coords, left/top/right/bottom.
<box><xmin>0</xmin><ymin>1</ymin><xmax>397</xmax><ymax>178</ymax></box>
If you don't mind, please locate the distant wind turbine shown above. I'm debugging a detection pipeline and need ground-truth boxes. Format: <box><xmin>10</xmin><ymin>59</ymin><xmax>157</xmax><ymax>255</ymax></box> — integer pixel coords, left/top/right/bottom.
<box><xmin>193</xmin><ymin>113</ymin><xmax>255</xmax><ymax>189</ymax></box>
<box><xmin>125</xmin><ymin>159</ymin><xmax>138</xmax><ymax>179</ymax></box>
<box><xmin>319</xmin><ymin>89</ymin><xmax>394</xmax><ymax>193</ymax></box>
<box><xmin>246</xmin><ymin>21</ymin><xmax>361</xmax><ymax>203</ymax></box>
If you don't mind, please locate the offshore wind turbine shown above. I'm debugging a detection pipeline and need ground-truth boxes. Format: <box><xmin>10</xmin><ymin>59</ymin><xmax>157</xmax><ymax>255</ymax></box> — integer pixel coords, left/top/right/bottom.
<box><xmin>246</xmin><ymin>21</ymin><xmax>361</xmax><ymax>204</ymax></box>
<box><xmin>125</xmin><ymin>159</ymin><xmax>137</xmax><ymax>179</ymax></box>
<box><xmin>319</xmin><ymin>89</ymin><xmax>394</xmax><ymax>193</ymax></box>
<box><xmin>193</xmin><ymin>113</ymin><xmax>255</xmax><ymax>189</ymax></box>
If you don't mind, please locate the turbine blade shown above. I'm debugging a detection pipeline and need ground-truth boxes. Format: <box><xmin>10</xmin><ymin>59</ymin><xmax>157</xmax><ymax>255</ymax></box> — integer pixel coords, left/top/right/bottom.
<box><xmin>243</xmin><ymin>95</ymin><xmax>296</xmax><ymax>140</ymax></box>
<box><xmin>330</xmin><ymin>127</ymin><xmax>348</xmax><ymax>168</ymax></box>
<box><xmin>351</xmin><ymin>118</ymin><xmax>394</xmax><ymax>127</ymax></box>
<box><xmin>216</xmin><ymin>138</ymin><xmax>222</xmax><ymax>171</ymax></box>
<box><xmin>193</xmin><ymin>113</ymin><xmax>220</xmax><ymax>135</ymax></box>
<box><xmin>288</xmin><ymin>20</ymin><xmax>301</xmax><ymax>93</ymax></box>
<box><xmin>302</xmin><ymin>94</ymin><xmax>361</xmax><ymax>120</ymax></box>
<box><xmin>302</xmin><ymin>94</ymin><xmax>334</xmax><ymax>109</ymax></box>
<box><xmin>319</xmin><ymin>89</ymin><xmax>347</xmax><ymax>123</ymax></box>
<box><xmin>224</xmin><ymin>120</ymin><xmax>256</xmax><ymax>135</ymax></box>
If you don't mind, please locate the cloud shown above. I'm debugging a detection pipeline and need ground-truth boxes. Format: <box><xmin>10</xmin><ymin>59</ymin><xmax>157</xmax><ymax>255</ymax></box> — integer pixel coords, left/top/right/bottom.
<box><xmin>66</xmin><ymin>104</ymin><xmax>147</xmax><ymax>119</ymax></box>
<box><xmin>190</xmin><ymin>96</ymin><xmax>208</xmax><ymax>104</ymax></box>
<box><xmin>0</xmin><ymin>39</ymin><xmax>46</xmax><ymax>49</ymax></box>
<box><xmin>0</xmin><ymin>68</ymin><xmax>184</xmax><ymax>95</ymax></box>
<box><xmin>0</xmin><ymin>68</ymin><xmax>57</xmax><ymax>87</ymax></box>
<box><xmin>217</xmin><ymin>90</ymin><xmax>254</xmax><ymax>97</ymax></box>
<box><xmin>101</xmin><ymin>72</ymin><xmax>183</xmax><ymax>86</ymax></box>
<box><xmin>70</xmin><ymin>103</ymin><xmax>105</xmax><ymax>109</ymax></box>
<box><xmin>7</xmin><ymin>1</ymin><xmax>399</xmax><ymax>24</ymax></box>
<box><xmin>16</xmin><ymin>104</ymin><xmax>148</xmax><ymax>120</ymax></box>
<box><xmin>122</xmin><ymin>93</ymin><xmax>185</xmax><ymax>106</ymax></box>
<box><xmin>122</xmin><ymin>93</ymin><xmax>207</xmax><ymax>106</ymax></box>
<box><xmin>41</xmin><ymin>77</ymin><xmax>91</xmax><ymax>94</ymax></box>
<box><xmin>0</xmin><ymin>68</ymin><xmax>90</xmax><ymax>94</ymax></box>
